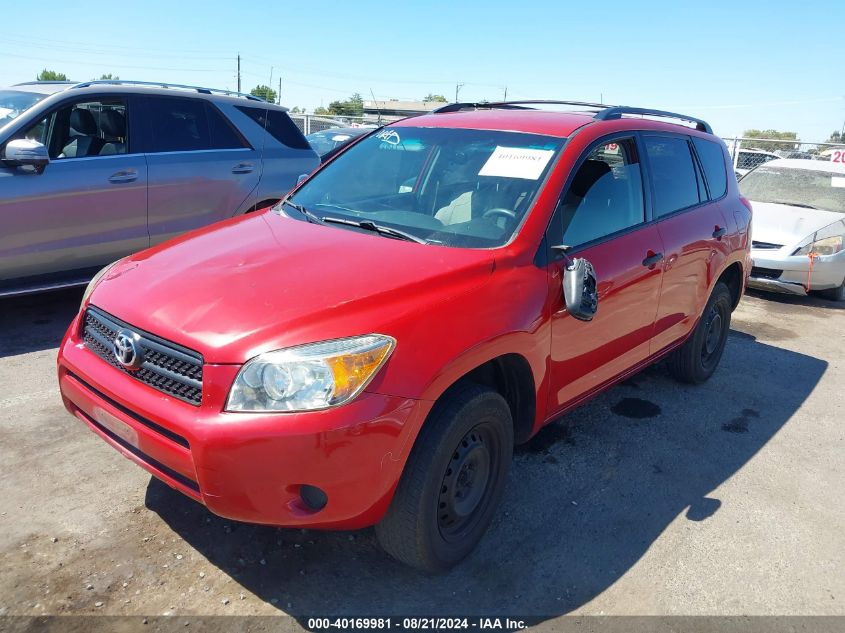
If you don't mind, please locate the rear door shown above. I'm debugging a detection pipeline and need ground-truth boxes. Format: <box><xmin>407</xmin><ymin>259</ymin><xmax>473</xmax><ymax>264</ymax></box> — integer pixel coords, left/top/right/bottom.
<box><xmin>644</xmin><ymin>134</ymin><xmax>731</xmax><ymax>353</ymax></box>
<box><xmin>547</xmin><ymin>135</ymin><xmax>664</xmax><ymax>412</ymax></box>
<box><xmin>138</xmin><ymin>96</ymin><xmax>260</xmax><ymax>245</ymax></box>
<box><xmin>0</xmin><ymin>95</ymin><xmax>148</xmax><ymax>285</ymax></box>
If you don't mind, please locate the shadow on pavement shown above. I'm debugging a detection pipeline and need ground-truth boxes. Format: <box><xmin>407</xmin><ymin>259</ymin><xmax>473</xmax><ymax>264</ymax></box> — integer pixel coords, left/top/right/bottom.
<box><xmin>0</xmin><ymin>288</ymin><xmax>83</xmax><ymax>358</ymax></box>
<box><xmin>145</xmin><ymin>327</ymin><xmax>827</xmax><ymax>622</ymax></box>
<box><xmin>745</xmin><ymin>288</ymin><xmax>845</xmax><ymax>310</ymax></box>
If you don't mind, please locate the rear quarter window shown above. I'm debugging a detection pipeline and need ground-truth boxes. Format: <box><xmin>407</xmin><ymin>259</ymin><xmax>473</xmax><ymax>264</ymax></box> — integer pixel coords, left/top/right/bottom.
<box><xmin>693</xmin><ymin>137</ymin><xmax>728</xmax><ymax>199</ymax></box>
<box><xmin>236</xmin><ymin>106</ymin><xmax>311</xmax><ymax>150</ymax></box>
<box><xmin>644</xmin><ymin>136</ymin><xmax>703</xmax><ymax>217</ymax></box>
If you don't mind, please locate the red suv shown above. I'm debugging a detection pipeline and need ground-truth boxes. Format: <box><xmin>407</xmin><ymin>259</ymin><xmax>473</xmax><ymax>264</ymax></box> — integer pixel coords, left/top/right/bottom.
<box><xmin>57</xmin><ymin>101</ymin><xmax>751</xmax><ymax>571</ymax></box>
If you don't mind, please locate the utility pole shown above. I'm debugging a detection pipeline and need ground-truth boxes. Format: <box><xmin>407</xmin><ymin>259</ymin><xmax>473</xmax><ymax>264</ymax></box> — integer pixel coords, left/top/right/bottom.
<box><xmin>237</xmin><ymin>54</ymin><xmax>241</xmax><ymax>92</ymax></box>
<box><xmin>455</xmin><ymin>82</ymin><xmax>465</xmax><ymax>102</ymax></box>
<box><xmin>503</xmin><ymin>86</ymin><xmax>508</xmax><ymax>101</ymax></box>
<box><xmin>278</xmin><ymin>77</ymin><xmax>282</xmax><ymax>105</ymax></box>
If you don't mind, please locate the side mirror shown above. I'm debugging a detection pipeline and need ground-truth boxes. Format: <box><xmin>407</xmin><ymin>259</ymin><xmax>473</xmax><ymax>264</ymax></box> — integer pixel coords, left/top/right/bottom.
<box><xmin>3</xmin><ymin>138</ymin><xmax>50</xmax><ymax>173</ymax></box>
<box><xmin>554</xmin><ymin>246</ymin><xmax>598</xmax><ymax>321</ymax></box>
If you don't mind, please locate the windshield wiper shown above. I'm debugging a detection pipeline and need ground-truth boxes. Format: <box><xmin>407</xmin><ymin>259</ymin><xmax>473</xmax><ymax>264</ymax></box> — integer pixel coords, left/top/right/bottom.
<box><xmin>281</xmin><ymin>199</ymin><xmax>324</xmax><ymax>224</ymax></box>
<box><xmin>769</xmin><ymin>200</ymin><xmax>819</xmax><ymax>210</ymax></box>
<box><xmin>320</xmin><ymin>216</ymin><xmax>427</xmax><ymax>244</ymax></box>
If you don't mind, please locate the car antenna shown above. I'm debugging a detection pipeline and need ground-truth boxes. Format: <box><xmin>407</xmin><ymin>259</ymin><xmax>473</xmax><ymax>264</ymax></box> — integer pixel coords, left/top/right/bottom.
<box><xmin>370</xmin><ymin>89</ymin><xmax>382</xmax><ymax>125</ymax></box>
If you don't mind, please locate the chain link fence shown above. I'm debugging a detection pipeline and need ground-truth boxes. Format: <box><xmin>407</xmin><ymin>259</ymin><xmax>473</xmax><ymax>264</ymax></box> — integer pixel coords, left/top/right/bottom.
<box><xmin>721</xmin><ymin>137</ymin><xmax>845</xmax><ymax>175</ymax></box>
<box><xmin>289</xmin><ymin>113</ymin><xmax>400</xmax><ymax>135</ymax></box>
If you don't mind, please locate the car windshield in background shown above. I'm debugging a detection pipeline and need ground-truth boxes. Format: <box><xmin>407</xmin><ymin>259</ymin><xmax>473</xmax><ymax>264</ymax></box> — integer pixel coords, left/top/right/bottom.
<box><xmin>306</xmin><ymin>128</ymin><xmax>369</xmax><ymax>156</ymax></box>
<box><xmin>0</xmin><ymin>90</ymin><xmax>46</xmax><ymax>127</ymax></box>
<box><xmin>287</xmin><ymin>126</ymin><xmax>563</xmax><ymax>248</ymax></box>
<box><xmin>740</xmin><ymin>166</ymin><xmax>845</xmax><ymax>214</ymax></box>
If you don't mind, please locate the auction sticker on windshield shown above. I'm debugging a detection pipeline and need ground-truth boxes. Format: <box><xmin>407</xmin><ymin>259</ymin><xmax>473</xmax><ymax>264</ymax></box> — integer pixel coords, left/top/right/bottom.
<box><xmin>479</xmin><ymin>146</ymin><xmax>555</xmax><ymax>180</ymax></box>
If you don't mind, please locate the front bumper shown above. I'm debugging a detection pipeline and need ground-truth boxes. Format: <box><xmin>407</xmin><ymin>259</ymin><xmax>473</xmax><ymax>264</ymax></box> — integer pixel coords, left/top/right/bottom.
<box><xmin>57</xmin><ymin>313</ymin><xmax>429</xmax><ymax>529</ymax></box>
<box><xmin>749</xmin><ymin>250</ymin><xmax>845</xmax><ymax>295</ymax></box>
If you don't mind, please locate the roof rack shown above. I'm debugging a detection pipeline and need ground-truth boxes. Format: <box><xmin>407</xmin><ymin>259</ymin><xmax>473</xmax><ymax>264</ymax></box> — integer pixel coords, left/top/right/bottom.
<box><xmin>13</xmin><ymin>80</ymin><xmax>76</xmax><ymax>86</ymax></box>
<box><xmin>68</xmin><ymin>80</ymin><xmax>267</xmax><ymax>102</ymax></box>
<box><xmin>432</xmin><ymin>100</ymin><xmax>712</xmax><ymax>134</ymax></box>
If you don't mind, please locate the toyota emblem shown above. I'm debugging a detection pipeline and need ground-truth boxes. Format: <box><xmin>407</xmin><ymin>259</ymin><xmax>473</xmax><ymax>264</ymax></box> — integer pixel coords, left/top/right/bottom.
<box><xmin>112</xmin><ymin>330</ymin><xmax>143</xmax><ymax>370</ymax></box>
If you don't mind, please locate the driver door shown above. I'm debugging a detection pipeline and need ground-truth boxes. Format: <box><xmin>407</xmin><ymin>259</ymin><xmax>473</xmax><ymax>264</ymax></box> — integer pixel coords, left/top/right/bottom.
<box><xmin>546</xmin><ymin>136</ymin><xmax>664</xmax><ymax>413</ymax></box>
<box><xmin>0</xmin><ymin>96</ymin><xmax>148</xmax><ymax>286</ymax></box>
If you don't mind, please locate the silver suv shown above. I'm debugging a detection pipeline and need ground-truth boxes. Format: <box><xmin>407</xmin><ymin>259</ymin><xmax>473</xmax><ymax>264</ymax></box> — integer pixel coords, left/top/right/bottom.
<box><xmin>0</xmin><ymin>80</ymin><xmax>319</xmax><ymax>296</ymax></box>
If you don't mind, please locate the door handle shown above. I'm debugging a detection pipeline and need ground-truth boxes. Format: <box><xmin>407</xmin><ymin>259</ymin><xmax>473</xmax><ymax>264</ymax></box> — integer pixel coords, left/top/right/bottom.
<box><xmin>108</xmin><ymin>170</ymin><xmax>137</xmax><ymax>183</ymax></box>
<box><xmin>232</xmin><ymin>162</ymin><xmax>254</xmax><ymax>174</ymax></box>
<box><xmin>712</xmin><ymin>226</ymin><xmax>727</xmax><ymax>239</ymax></box>
<box><xmin>642</xmin><ymin>251</ymin><xmax>664</xmax><ymax>268</ymax></box>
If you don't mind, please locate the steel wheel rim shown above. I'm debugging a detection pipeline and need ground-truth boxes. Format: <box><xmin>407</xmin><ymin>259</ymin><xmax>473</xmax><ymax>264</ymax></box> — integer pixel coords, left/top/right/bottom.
<box><xmin>437</xmin><ymin>424</ymin><xmax>498</xmax><ymax>542</ymax></box>
<box><xmin>702</xmin><ymin>303</ymin><xmax>726</xmax><ymax>365</ymax></box>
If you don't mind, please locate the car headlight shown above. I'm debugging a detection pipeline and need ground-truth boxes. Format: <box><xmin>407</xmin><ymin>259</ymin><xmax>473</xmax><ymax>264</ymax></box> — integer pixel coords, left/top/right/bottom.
<box><xmin>226</xmin><ymin>335</ymin><xmax>396</xmax><ymax>412</ymax></box>
<box><xmin>794</xmin><ymin>235</ymin><xmax>844</xmax><ymax>257</ymax></box>
<box><xmin>80</xmin><ymin>259</ymin><xmax>123</xmax><ymax>309</ymax></box>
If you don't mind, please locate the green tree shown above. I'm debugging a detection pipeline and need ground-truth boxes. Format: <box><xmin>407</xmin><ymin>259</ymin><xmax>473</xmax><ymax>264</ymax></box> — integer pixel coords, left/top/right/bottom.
<box><xmin>741</xmin><ymin>129</ymin><xmax>798</xmax><ymax>152</ymax></box>
<box><xmin>250</xmin><ymin>84</ymin><xmax>278</xmax><ymax>103</ymax></box>
<box><xmin>423</xmin><ymin>93</ymin><xmax>447</xmax><ymax>102</ymax></box>
<box><xmin>826</xmin><ymin>131</ymin><xmax>842</xmax><ymax>144</ymax></box>
<box><xmin>327</xmin><ymin>93</ymin><xmax>364</xmax><ymax>116</ymax></box>
<box><xmin>314</xmin><ymin>106</ymin><xmax>330</xmax><ymax>115</ymax></box>
<box><xmin>99</xmin><ymin>73</ymin><xmax>119</xmax><ymax>80</ymax></box>
<box><xmin>290</xmin><ymin>106</ymin><xmax>303</xmax><ymax>114</ymax></box>
<box><xmin>37</xmin><ymin>69</ymin><xmax>67</xmax><ymax>81</ymax></box>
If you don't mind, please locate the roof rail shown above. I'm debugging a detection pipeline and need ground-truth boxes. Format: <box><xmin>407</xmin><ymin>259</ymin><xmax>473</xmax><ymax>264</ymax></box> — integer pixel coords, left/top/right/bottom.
<box><xmin>13</xmin><ymin>80</ymin><xmax>76</xmax><ymax>86</ymax></box>
<box><xmin>594</xmin><ymin>106</ymin><xmax>712</xmax><ymax>134</ymax></box>
<box><xmin>433</xmin><ymin>99</ymin><xmax>608</xmax><ymax>114</ymax></box>
<box><xmin>432</xmin><ymin>100</ymin><xmax>712</xmax><ymax>134</ymax></box>
<box><xmin>68</xmin><ymin>80</ymin><xmax>267</xmax><ymax>102</ymax></box>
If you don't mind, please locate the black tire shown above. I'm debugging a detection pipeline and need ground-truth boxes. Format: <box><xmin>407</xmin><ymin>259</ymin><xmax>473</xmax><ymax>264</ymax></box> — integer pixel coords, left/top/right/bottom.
<box><xmin>375</xmin><ymin>383</ymin><xmax>513</xmax><ymax>572</ymax></box>
<box><xmin>668</xmin><ymin>282</ymin><xmax>732</xmax><ymax>384</ymax></box>
<box><xmin>820</xmin><ymin>281</ymin><xmax>845</xmax><ymax>302</ymax></box>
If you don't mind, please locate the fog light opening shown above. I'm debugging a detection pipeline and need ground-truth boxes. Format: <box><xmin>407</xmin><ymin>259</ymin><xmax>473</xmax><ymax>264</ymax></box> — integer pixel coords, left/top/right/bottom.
<box><xmin>300</xmin><ymin>485</ymin><xmax>328</xmax><ymax>511</ymax></box>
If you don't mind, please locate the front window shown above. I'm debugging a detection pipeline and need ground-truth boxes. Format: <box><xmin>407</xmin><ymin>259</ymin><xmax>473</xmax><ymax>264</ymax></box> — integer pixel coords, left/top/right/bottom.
<box><xmin>0</xmin><ymin>90</ymin><xmax>46</xmax><ymax>127</ymax></box>
<box><xmin>287</xmin><ymin>126</ymin><xmax>564</xmax><ymax>248</ymax></box>
<box><xmin>740</xmin><ymin>166</ymin><xmax>845</xmax><ymax>214</ymax></box>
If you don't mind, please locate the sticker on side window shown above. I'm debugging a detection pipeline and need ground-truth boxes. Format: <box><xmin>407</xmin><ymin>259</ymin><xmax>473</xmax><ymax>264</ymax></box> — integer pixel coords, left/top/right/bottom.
<box><xmin>832</xmin><ymin>176</ymin><xmax>845</xmax><ymax>188</ymax></box>
<box><xmin>479</xmin><ymin>146</ymin><xmax>555</xmax><ymax>180</ymax></box>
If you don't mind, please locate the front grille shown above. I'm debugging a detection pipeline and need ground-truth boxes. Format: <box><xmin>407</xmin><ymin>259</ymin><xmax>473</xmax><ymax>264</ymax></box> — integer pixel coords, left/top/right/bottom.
<box><xmin>83</xmin><ymin>307</ymin><xmax>203</xmax><ymax>405</ymax></box>
<box><xmin>750</xmin><ymin>266</ymin><xmax>783</xmax><ymax>280</ymax></box>
<box><xmin>752</xmin><ymin>240</ymin><xmax>784</xmax><ymax>250</ymax></box>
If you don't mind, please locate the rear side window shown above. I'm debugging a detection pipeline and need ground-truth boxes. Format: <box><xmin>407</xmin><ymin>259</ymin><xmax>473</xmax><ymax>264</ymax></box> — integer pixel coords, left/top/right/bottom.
<box><xmin>693</xmin><ymin>138</ymin><xmax>728</xmax><ymax>199</ymax></box>
<box><xmin>644</xmin><ymin>136</ymin><xmax>703</xmax><ymax>217</ymax></box>
<box><xmin>144</xmin><ymin>97</ymin><xmax>246</xmax><ymax>152</ymax></box>
<box><xmin>236</xmin><ymin>106</ymin><xmax>311</xmax><ymax>150</ymax></box>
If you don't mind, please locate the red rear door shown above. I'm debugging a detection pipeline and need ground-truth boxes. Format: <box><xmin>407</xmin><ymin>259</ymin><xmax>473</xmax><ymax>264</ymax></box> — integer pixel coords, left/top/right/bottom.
<box><xmin>642</xmin><ymin>134</ymin><xmax>731</xmax><ymax>353</ymax></box>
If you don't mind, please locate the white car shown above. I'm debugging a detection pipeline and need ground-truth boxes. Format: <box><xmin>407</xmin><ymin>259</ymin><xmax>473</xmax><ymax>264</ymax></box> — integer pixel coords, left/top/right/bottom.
<box><xmin>734</xmin><ymin>148</ymin><xmax>780</xmax><ymax>177</ymax></box>
<box><xmin>743</xmin><ymin>159</ymin><xmax>845</xmax><ymax>301</ymax></box>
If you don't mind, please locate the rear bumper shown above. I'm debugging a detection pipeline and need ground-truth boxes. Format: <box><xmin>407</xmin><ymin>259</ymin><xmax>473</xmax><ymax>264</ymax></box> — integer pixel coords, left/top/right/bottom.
<box><xmin>57</xmin><ymin>314</ymin><xmax>428</xmax><ymax>529</ymax></box>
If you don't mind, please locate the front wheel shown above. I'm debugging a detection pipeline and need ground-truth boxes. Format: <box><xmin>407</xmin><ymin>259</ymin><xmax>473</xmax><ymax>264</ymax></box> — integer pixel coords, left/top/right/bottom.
<box><xmin>820</xmin><ymin>280</ymin><xmax>845</xmax><ymax>302</ymax></box>
<box><xmin>668</xmin><ymin>282</ymin><xmax>733</xmax><ymax>384</ymax></box>
<box><xmin>375</xmin><ymin>383</ymin><xmax>513</xmax><ymax>572</ymax></box>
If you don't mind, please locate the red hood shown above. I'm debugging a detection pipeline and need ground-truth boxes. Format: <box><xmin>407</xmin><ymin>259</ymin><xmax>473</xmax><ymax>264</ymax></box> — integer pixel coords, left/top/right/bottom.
<box><xmin>88</xmin><ymin>211</ymin><xmax>495</xmax><ymax>363</ymax></box>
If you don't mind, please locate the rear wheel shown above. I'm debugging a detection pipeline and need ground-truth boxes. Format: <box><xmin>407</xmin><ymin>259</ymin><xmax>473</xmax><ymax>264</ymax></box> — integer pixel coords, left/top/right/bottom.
<box><xmin>375</xmin><ymin>383</ymin><xmax>513</xmax><ymax>572</ymax></box>
<box><xmin>668</xmin><ymin>282</ymin><xmax>732</xmax><ymax>384</ymax></box>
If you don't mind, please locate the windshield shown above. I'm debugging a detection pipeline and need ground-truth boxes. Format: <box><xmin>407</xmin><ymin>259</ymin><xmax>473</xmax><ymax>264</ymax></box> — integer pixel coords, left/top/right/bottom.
<box><xmin>0</xmin><ymin>90</ymin><xmax>46</xmax><ymax>127</ymax></box>
<box><xmin>288</xmin><ymin>126</ymin><xmax>563</xmax><ymax>248</ymax></box>
<box><xmin>741</xmin><ymin>166</ymin><xmax>845</xmax><ymax>214</ymax></box>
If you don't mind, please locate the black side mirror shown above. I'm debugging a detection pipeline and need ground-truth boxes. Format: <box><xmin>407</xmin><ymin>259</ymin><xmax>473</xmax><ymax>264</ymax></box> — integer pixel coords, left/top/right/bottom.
<box><xmin>554</xmin><ymin>246</ymin><xmax>598</xmax><ymax>321</ymax></box>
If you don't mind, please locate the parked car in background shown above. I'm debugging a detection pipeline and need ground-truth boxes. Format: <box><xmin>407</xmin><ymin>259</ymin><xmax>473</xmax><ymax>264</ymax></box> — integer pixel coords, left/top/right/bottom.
<box><xmin>58</xmin><ymin>100</ymin><xmax>750</xmax><ymax>571</ymax></box>
<box><xmin>775</xmin><ymin>149</ymin><xmax>814</xmax><ymax>160</ymax></box>
<box><xmin>743</xmin><ymin>159</ymin><xmax>845</xmax><ymax>300</ymax></box>
<box><xmin>0</xmin><ymin>80</ymin><xmax>319</xmax><ymax>297</ymax></box>
<box><xmin>734</xmin><ymin>148</ymin><xmax>780</xmax><ymax>178</ymax></box>
<box><xmin>306</xmin><ymin>126</ymin><xmax>376</xmax><ymax>161</ymax></box>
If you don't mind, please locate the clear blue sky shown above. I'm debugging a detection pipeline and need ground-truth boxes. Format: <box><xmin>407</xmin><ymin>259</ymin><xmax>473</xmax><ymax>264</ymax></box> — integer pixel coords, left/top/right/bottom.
<box><xmin>3</xmin><ymin>0</ymin><xmax>844</xmax><ymax>141</ymax></box>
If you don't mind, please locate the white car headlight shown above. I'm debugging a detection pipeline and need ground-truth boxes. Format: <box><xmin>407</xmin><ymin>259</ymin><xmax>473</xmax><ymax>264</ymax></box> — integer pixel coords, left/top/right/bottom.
<box><xmin>80</xmin><ymin>259</ymin><xmax>123</xmax><ymax>309</ymax></box>
<box><xmin>794</xmin><ymin>235</ymin><xmax>843</xmax><ymax>257</ymax></box>
<box><xmin>226</xmin><ymin>335</ymin><xmax>396</xmax><ymax>412</ymax></box>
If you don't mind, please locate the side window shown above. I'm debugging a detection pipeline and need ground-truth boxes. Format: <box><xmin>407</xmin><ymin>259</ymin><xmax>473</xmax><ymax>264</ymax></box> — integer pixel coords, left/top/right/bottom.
<box><xmin>556</xmin><ymin>138</ymin><xmax>645</xmax><ymax>247</ymax></box>
<box><xmin>693</xmin><ymin>138</ymin><xmax>728</xmax><ymax>199</ymax></box>
<box><xmin>235</xmin><ymin>106</ymin><xmax>311</xmax><ymax>150</ymax></box>
<box><xmin>205</xmin><ymin>103</ymin><xmax>248</xmax><ymax>149</ymax></box>
<box><xmin>144</xmin><ymin>97</ymin><xmax>209</xmax><ymax>152</ymax></box>
<box><xmin>19</xmin><ymin>99</ymin><xmax>128</xmax><ymax>159</ymax></box>
<box><xmin>644</xmin><ymin>136</ymin><xmax>702</xmax><ymax>217</ymax></box>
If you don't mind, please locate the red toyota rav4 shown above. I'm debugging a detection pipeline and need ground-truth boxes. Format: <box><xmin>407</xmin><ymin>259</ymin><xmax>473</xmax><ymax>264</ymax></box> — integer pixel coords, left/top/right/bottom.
<box><xmin>57</xmin><ymin>101</ymin><xmax>751</xmax><ymax>572</ymax></box>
